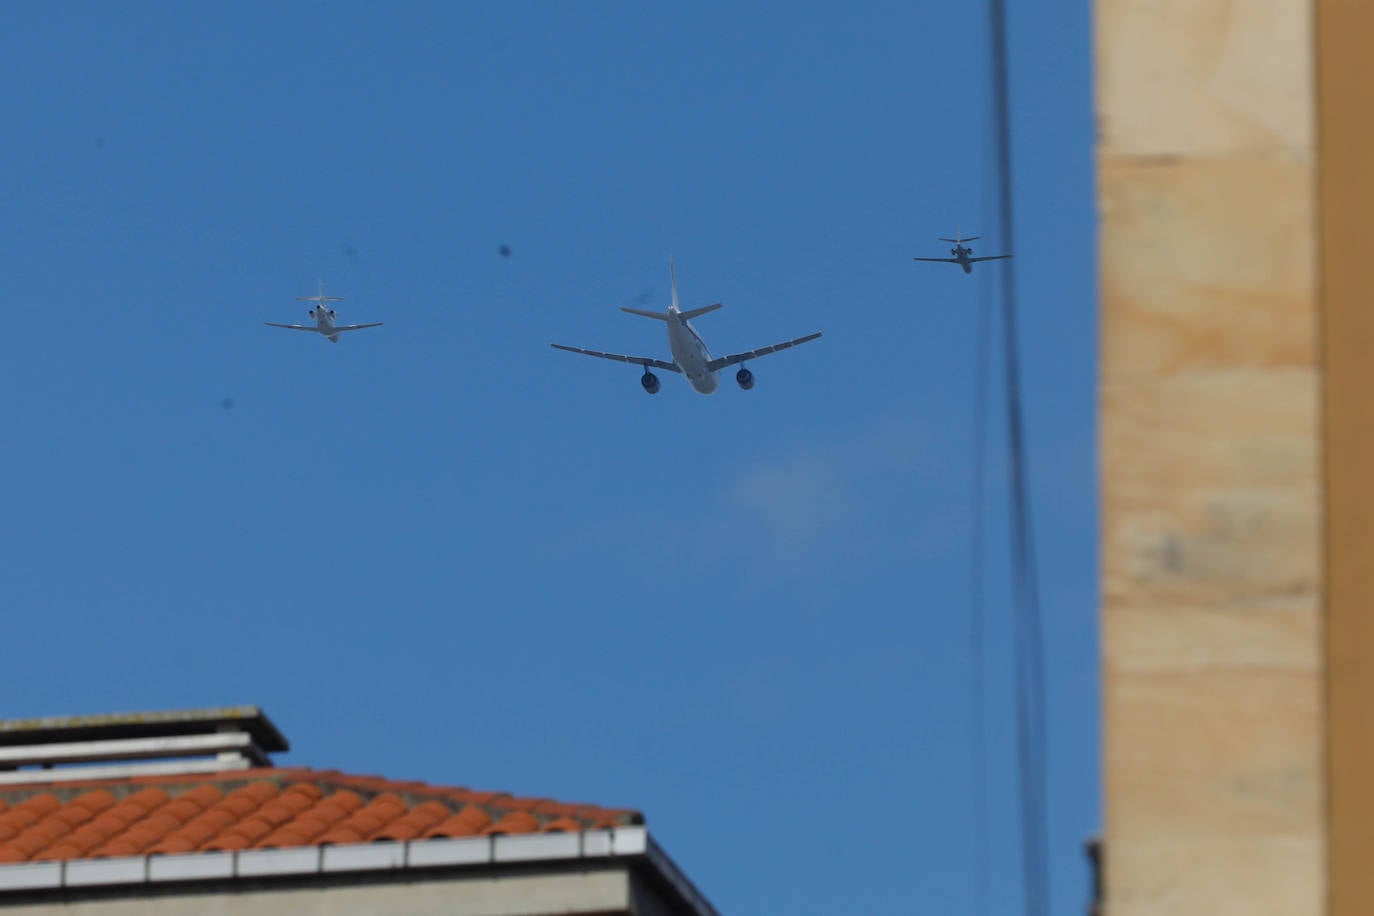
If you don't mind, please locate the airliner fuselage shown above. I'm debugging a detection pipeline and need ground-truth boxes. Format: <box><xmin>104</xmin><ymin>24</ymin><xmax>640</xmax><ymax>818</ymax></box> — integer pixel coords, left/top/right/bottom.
<box><xmin>667</xmin><ymin>311</ymin><xmax>718</xmax><ymax>394</ymax></box>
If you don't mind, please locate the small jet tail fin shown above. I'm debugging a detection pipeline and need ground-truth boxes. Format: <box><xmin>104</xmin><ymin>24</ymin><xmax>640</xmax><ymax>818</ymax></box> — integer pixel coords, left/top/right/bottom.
<box><xmin>621</xmin><ymin>307</ymin><xmax>670</xmax><ymax>321</ymax></box>
<box><xmin>296</xmin><ymin>280</ymin><xmax>341</xmax><ymax>303</ymax></box>
<box><xmin>669</xmin><ymin>256</ymin><xmax>679</xmax><ymax>312</ymax></box>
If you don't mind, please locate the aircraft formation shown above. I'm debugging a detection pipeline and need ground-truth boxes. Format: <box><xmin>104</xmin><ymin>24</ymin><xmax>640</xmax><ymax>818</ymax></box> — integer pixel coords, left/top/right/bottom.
<box><xmin>266</xmin><ymin>234</ymin><xmax>1008</xmax><ymax>397</ymax></box>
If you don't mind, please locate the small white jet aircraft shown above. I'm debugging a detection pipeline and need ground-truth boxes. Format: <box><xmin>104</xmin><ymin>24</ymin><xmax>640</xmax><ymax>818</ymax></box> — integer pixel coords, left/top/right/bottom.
<box><xmin>913</xmin><ymin>234</ymin><xmax>1011</xmax><ymax>274</ymax></box>
<box><xmin>551</xmin><ymin>260</ymin><xmax>822</xmax><ymax>395</ymax></box>
<box><xmin>264</xmin><ymin>282</ymin><xmax>383</xmax><ymax>343</ymax></box>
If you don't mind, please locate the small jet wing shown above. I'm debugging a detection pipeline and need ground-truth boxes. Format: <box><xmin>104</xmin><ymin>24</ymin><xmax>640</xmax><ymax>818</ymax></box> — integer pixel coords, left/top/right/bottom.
<box><xmin>968</xmin><ymin>255</ymin><xmax>1013</xmax><ymax>263</ymax></box>
<box><xmin>264</xmin><ymin>322</ymin><xmax>320</xmax><ymax>332</ymax></box>
<box><xmin>333</xmin><ymin>322</ymin><xmax>384</xmax><ymax>332</ymax></box>
<box><xmin>706</xmin><ymin>331</ymin><xmax>822</xmax><ymax>371</ymax></box>
<box><xmin>912</xmin><ymin>257</ymin><xmax>961</xmax><ymax>263</ymax></box>
<box><xmin>550</xmin><ymin>343</ymin><xmax>681</xmax><ymax>373</ymax></box>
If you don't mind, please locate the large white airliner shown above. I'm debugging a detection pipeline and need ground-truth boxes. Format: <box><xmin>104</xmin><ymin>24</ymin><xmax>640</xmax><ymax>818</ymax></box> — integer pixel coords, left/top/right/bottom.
<box><xmin>551</xmin><ymin>260</ymin><xmax>822</xmax><ymax>395</ymax></box>
<box><xmin>264</xmin><ymin>282</ymin><xmax>383</xmax><ymax>343</ymax></box>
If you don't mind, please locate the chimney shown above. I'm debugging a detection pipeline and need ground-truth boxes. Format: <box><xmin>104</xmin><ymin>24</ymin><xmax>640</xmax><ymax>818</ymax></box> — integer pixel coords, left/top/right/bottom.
<box><xmin>0</xmin><ymin>706</ymin><xmax>287</xmax><ymax>784</ymax></box>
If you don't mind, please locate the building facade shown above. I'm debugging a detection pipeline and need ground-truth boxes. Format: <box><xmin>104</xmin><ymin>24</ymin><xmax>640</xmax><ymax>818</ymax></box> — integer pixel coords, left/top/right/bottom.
<box><xmin>1096</xmin><ymin>2</ymin><xmax>1374</xmax><ymax>913</ymax></box>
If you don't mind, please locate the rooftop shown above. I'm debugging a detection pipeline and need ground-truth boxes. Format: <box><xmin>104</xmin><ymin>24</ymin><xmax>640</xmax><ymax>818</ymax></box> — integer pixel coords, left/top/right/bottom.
<box><xmin>0</xmin><ymin>707</ymin><xmax>713</xmax><ymax>915</ymax></box>
<box><xmin>0</xmin><ymin>766</ymin><xmax>641</xmax><ymax>862</ymax></box>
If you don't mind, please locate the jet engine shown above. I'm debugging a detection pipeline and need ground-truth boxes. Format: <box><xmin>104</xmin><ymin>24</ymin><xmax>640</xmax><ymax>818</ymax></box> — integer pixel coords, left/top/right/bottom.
<box><xmin>308</xmin><ymin>309</ymin><xmax>316</xmax><ymax>318</ymax></box>
<box><xmin>640</xmin><ymin>371</ymin><xmax>660</xmax><ymax>394</ymax></box>
<box><xmin>950</xmin><ymin>247</ymin><xmax>958</xmax><ymax>255</ymax></box>
<box><xmin>967</xmin><ymin>247</ymin><xmax>973</xmax><ymax>254</ymax></box>
<box><xmin>736</xmin><ymin>367</ymin><xmax>754</xmax><ymax>390</ymax></box>
<box><xmin>328</xmin><ymin>310</ymin><xmax>336</xmax><ymax>318</ymax></box>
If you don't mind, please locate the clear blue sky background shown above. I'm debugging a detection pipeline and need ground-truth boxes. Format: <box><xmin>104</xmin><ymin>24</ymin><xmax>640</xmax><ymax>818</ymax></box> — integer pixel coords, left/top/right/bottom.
<box><xmin>0</xmin><ymin>3</ymin><xmax>1096</xmax><ymax>913</ymax></box>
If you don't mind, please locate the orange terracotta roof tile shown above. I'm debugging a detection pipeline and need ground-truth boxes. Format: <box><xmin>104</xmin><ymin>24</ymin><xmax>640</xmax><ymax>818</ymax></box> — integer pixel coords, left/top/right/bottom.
<box><xmin>69</xmin><ymin>789</ymin><xmax>116</xmax><ymax>814</ymax></box>
<box><xmin>485</xmin><ymin>811</ymin><xmax>540</xmax><ymax>836</ymax></box>
<box><xmin>448</xmin><ymin>789</ymin><xmax>509</xmax><ymax>806</ymax></box>
<box><xmin>373</xmin><ymin>800</ymin><xmax>449</xmax><ymax>842</ymax></box>
<box><xmin>541</xmin><ymin>817</ymin><xmax>582</xmax><ymax>833</ymax></box>
<box><xmin>0</xmin><ymin>768</ymin><xmax>640</xmax><ymax>864</ymax></box>
<box><xmin>489</xmin><ymin>795</ymin><xmax>547</xmax><ymax>814</ymax></box>
<box><xmin>424</xmin><ymin>804</ymin><xmax>492</xmax><ymax>839</ymax></box>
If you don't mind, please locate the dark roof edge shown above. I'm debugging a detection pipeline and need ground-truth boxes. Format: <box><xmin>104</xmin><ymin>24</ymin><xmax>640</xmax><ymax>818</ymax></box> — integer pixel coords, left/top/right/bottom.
<box><xmin>642</xmin><ymin>835</ymin><xmax>720</xmax><ymax>916</ymax></box>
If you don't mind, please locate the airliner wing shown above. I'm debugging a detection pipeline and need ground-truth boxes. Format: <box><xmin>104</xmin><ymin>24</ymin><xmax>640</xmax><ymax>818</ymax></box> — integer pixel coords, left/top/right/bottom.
<box><xmin>912</xmin><ymin>257</ymin><xmax>961</xmax><ymax>263</ymax></box>
<box><xmin>264</xmin><ymin>322</ymin><xmax>319</xmax><ymax>332</ymax></box>
<box><xmin>333</xmin><ymin>322</ymin><xmax>384</xmax><ymax>332</ymax></box>
<box><xmin>550</xmin><ymin>344</ymin><xmax>681</xmax><ymax>373</ymax></box>
<box><xmin>706</xmin><ymin>332</ymin><xmax>822</xmax><ymax>371</ymax></box>
<box><xmin>968</xmin><ymin>255</ymin><xmax>1012</xmax><ymax>263</ymax></box>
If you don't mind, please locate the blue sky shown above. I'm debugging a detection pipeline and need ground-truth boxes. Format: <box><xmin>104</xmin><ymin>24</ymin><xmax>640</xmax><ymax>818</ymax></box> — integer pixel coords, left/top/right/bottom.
<box><xmin>0</xmin><ymin>3</ymin><xmax>1096</xmax><ymax>913</ymax></box>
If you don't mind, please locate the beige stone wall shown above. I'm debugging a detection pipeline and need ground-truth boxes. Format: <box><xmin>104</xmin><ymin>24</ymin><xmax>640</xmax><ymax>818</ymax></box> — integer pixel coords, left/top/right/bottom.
<box><xmin>1096</xmin><ymin>2</ymin><xmax>1324</xmax><ymax>914</ymax></box>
